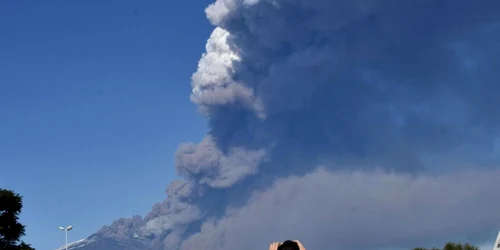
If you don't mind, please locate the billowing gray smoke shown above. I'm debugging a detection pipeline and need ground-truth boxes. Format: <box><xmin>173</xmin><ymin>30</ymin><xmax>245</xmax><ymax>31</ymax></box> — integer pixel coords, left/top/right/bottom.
<box><xmin>98</xmin><ymin>0</ymin><xmax>500</xmax><ymax>249</ymax></box>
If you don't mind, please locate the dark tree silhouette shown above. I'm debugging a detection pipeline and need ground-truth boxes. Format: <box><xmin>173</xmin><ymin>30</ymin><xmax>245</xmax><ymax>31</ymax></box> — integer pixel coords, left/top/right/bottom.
<box><xmin>0</xmin><ymin>189</ymin><xmax>35</xmax><ymax>250</ymax></box>
<box><xmin>413</xmin><ymin>242</ymin><xmax>480</xmax><ymax>250</ymax></box>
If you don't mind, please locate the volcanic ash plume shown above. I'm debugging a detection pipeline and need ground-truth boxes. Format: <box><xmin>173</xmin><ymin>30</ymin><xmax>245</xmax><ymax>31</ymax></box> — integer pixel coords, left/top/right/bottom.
<box><xmin>99</xmin><ymin>0</ymin><xmax>500</xmax><ymax>249</ymax></box>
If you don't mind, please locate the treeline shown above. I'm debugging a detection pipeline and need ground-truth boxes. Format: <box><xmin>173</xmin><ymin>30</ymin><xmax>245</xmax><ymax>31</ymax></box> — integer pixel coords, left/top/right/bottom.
<box><xmin>0</xmin><ymin>188</ymin><xmax>35</xmax><ymax>250</ymax></box>
<box><xmin>413</xmin><ymin>242</ymin><xmax>480</xmax><ymax>250</ymax></box>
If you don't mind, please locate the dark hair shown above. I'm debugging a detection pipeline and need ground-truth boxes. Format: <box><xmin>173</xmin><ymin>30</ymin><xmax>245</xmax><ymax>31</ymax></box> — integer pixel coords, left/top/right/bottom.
<box><xmin>277</xmin><ymin>240</ymin><xmax>300</xmax><ymax>250</ymax></box>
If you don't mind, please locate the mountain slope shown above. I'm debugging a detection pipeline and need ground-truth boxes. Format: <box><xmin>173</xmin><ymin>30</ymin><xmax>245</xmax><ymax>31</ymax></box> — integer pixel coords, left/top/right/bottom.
<box><xmin>56</xmin><ymin>234</ymin><xmax>154</xmax><ymax>250</ymax></box>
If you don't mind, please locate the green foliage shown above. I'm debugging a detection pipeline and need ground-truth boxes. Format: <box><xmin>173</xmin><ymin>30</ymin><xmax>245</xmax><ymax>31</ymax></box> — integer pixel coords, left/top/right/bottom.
<box><xmin>412</xmin><ymin>242</ymin><xmax>479</xmax><ymax>250</ymax></box>
<box><xmin>0</xmin><ymin>189</ymin><xmax>35</xmax><ymax>250</ymax></box>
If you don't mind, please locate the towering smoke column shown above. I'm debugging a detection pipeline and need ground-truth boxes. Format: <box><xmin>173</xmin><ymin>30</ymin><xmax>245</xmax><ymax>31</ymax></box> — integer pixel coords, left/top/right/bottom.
<box><xmin>99</xmin><ymin>0</ymin><xmax>500</xmax><ymax>249</ymax></box>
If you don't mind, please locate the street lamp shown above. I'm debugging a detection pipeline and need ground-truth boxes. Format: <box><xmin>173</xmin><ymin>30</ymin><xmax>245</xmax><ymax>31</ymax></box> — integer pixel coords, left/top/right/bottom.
<box><xmin>58</xmin><ymin>225</ymin><xmax>73</xmax><ymax>250</ymax></box>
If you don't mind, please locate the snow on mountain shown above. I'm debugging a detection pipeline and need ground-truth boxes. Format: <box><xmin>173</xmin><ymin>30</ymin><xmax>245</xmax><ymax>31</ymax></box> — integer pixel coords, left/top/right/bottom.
<box><xmin>55</xmin><ymin>238</ymin><xmax>91</xmax><ymax>250</ymax></box>
<box><xmin>53</xmin><ymin>233</ymin><xmax>153</xmax><ymax>250</ymax></box>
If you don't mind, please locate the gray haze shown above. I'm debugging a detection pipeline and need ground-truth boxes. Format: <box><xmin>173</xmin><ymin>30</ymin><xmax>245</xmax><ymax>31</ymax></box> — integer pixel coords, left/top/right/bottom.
<box><xmin>98</xmin><ymin>0</ymin><xmax>500</xmax><ymax>249</ymax></box>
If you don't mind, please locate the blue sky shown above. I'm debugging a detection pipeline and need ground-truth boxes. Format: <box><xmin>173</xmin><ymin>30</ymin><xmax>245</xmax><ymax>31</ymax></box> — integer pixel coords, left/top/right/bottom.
<box><xmin>0</xmin><ymin>1</ymin><xmax>213</xmax><ymax>249</ymax></box>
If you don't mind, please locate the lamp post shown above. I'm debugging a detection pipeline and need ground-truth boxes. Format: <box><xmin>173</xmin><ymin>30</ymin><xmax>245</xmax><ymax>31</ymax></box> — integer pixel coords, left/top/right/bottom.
<box><xmin>58</xmin><ymin>225</ymin><xmax>73</xmax><ymax>250</ymax></box>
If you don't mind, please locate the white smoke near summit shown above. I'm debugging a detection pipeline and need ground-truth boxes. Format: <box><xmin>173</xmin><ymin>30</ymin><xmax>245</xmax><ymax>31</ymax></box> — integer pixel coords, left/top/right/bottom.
<box><xmin>98</xmin><ymin>0</ymin><xmax>500</xmax><ymax>249</ymax></box>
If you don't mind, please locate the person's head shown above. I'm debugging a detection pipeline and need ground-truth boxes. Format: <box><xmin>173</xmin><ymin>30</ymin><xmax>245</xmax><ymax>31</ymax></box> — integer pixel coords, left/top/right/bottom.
<box><xmin>277</xmin><ymin>240</ymin><xmax>300</xmax><ymax>250</ymax></box>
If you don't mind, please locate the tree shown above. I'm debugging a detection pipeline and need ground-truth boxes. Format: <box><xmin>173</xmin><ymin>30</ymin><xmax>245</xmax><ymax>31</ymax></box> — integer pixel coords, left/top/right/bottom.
<box><xmin>0</xmin><ymin>189</ymin><xmax>35</xmax><ymax>250</ymax></box>
<box><xmin>413</xmin><ymin>242</ymin><xmax>479</xmax><ymax>250</ymax></box>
